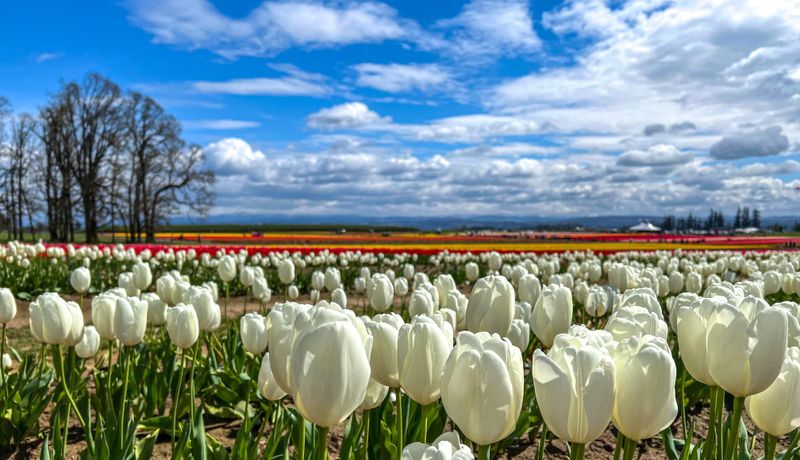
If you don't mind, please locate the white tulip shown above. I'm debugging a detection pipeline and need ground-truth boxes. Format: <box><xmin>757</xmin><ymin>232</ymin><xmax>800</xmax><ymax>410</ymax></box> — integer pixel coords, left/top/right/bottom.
<box><xmin>466</xmin><ymin>275</ymin><xmax>515</xmax><ymax>336</ymax></box>
<box><xmin>70</xmin><ymin>267</ymin><xmax>91</xmax><ymax>294</ymax></box>
<box><xmin>0</xmin><ymin>288</ymin><xmax>16</xmax><ymax>323</ymax></box>
<box><xmin>75</xmin><ymin>325</ymin><xmax>101</xmax><ymax>358</ymax></box>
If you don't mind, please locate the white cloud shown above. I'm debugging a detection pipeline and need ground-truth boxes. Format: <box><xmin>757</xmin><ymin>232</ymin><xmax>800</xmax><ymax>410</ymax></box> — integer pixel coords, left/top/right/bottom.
<box><xmin>125</xmin><ymin>0</ymin><xmax>800</xmax><ymax>218</ymax></box>
<box><xmin>203</xmin><ymin>138</ymin><xmax>268</xmax><ymax>174</ymax></box>
<box><xmin>617</xmin><ymin>144</ymin><xmax>694</xmax><ymax>167</ymax></box>
<box><xmin>541</xmin><ymin>0</ymin><xmax>668</xmax><ymax>39</ymax></box>
<box><xmin>307</xmin><ymin>102</ymin><xmax>391</xmax><ymax>130</ymax></box>
<box><xmin>306</xmin><ymin>105</ymin><xmax>543</xmax><ymax>143</ymax></box>
<box><xmin>34</xmin><ymin>52</ymin><xmax>64</xmax><ymax>62</ymax></box>
<box><xmin>411</xmin><ymin>114</ymin><xmax>542</xmax><ymax>142</ymax></box>
<box><xmin>449</xmin><ymin>143</ymin><xmax>560</xmax><ymax>157</ymax></box>
<box><xmin>126</xmin><ymin>0</ymin><xmax>413</xmax><ymax>58</ymax></box>
<box><xmin>353</xmin><ymin>63</ymin><xmax>450</xmax><ymax>93</ymax></box>
<box><xmin>192</xmin><ymin>76</ymin><xmax>329</xmax><ymax>96</ymax></box>
<box><xmin>263</xmin><ymin>2</ymin><xmax>408</xmax><ymax>46</ymax></box>
<box><xmin>491</xmin><ymin>0</ymin><xmax>800</xmax><ymax>139</ymax></box>
<box><xmin>184</xmin><ymin>119</ymin><xmax>261</xmax><ymax>130</ymax></box>
<box><xmin>435</xmin><ymin>0</ymin><xmax>541</xmax><ymax>61</ymax></box>
<box><xmin>203</xmin><ymin>138</ymin><xmax>800</xmax><ymax>217</ymax></box>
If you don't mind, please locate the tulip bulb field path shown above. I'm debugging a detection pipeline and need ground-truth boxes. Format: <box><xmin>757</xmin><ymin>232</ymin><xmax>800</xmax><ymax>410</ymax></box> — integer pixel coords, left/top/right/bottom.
<box><xmin>2</xmin><ymin>241</ymin><xmax>800</xmax><ymax>460</ymax></box>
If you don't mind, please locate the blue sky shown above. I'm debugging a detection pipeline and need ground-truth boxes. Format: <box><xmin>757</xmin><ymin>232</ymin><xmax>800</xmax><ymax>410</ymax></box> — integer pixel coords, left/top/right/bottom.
<box><xmin>2</xmin><ymin>0</ymin><xmax>800</xmax><ymax>218</ymax></box>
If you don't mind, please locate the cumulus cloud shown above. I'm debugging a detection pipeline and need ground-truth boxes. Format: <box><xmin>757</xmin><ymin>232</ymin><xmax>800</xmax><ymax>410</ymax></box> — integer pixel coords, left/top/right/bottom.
<box><xmin>738</xmin><ymin>160</ymin><xmax>800</xmax><ymax>177</ymax></box>
<box><xmin>126</xmin><ymin>0</ymin><xmax>412</xmax><ymax>58</ymax></box>
<box><xmin>124</xmin><ymin>0</ymin><xmax>800</xmax><ymax>218</ymax></box>
<box><xmin>434</xmin><ymin>0</ymin><xmax>541</xmax><ymax>61</ymax></box>
<box><xmin>307</xmin><ymin>102</ymin><xmax>391</xmax><ymax>130</ymax></box>
<box><xmin>617</xmin><ymin>145</ymin><xmax>694</xmax><ymax>167</ymax></box>
<box><xmin>353</xmin><ymin>63</ymin><xmax>450</xmax><ymax>93</ymax></box>
<box><xmin>202</xmin><ymin>138</ymin><xmax>800</xmax><ymax>218</ymax></box>
<box><xmin>203</xmin><ymin>138</ymin><xmax>268</xmax><ymax>174</ymax></box>
<box><xmin>492</xmin><ymin>0</ymin><xmax>800</xmax><ymax>137</ymax></box>
<box><xmin>709</xmin><ymin>126</ymin><xmax>790</xmax><ymax>160</ymax></box>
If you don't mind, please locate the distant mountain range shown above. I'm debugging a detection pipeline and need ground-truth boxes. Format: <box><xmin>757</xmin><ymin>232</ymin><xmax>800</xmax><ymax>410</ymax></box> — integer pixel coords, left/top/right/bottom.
<box><xmin>171</xmin><ymin>213</ymin><xmax>800</xmax><ymax>231</ymax></box>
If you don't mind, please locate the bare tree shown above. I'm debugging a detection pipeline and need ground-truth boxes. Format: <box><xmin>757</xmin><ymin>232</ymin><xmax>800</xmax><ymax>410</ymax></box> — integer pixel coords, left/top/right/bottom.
<box><xmin>40</xmin><ymin>90</ymin><xmax>78</xmax><ymax>242</ymax></box>
<box><xmin>70</xmin><ymin>74</ymin><xmax>126</xmax><ymax>243</ymax></box>
<box><xmin>122</xmin><ymin>93</ymin><xmax>178</xmax><ymax>241</ymax></box>
<box><xmin>32</xmin><ymin>73</ymin><xmax>215</xmax><ymax>243</ymax></box>
<box><xmin>121</xmin><ymin>93</ymin><xmax>214</xmax><ymax>242</ymax></box>
<box><xmin>143</xmin><ymin>144</ymin><xmax>214</xmax><ymax>242</ymax></box>
<box><xmin>1</xmin><ymin>114</ymin><xmax>39</xmax><ymax>240</ymax></box>
<box><xmin>0</xmin><ymin>97</ymin><xmax>11</xmax><ymax>236</ymax></box>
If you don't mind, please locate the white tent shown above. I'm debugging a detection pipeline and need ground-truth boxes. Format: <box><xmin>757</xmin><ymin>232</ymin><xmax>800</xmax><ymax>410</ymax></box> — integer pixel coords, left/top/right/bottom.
<box><xmin>735</xmin><ymin>227</ymin><xmax>759</xmax><ymax>234</ymax></box>
<box><xmin>629</xmin><ymin>222</ymin><xmax>661</xmax><ymax>232</ymax></box>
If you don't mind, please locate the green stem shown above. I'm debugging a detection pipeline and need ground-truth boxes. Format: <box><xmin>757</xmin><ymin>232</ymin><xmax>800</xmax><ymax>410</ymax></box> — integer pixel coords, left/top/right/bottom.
<box><xmin>361</xmin><ymin>411</ymin><xmax>370</xmax><ymax>460</ymax></box>
<box><xmin>315</xmin><ymin>426</ymin><xmax>329</xmax><ymax>460</ymax></box>
<box><xmin>119</xmin><ymin>349</ymin><xmax>131</xmax><ymax>450</ymax></box>
<box><xmin>622</xmin><ymin>437</ymin><xmax>636</xmax><ymax>460</ymax></box>
<box><xmin>106</xmin><ymin>340</ymin><xmax>115</xmax><ymax>394</ymax></box>
<box><xmin>569</xmin><ymin>443</ymin><xmax>585</xmax><ymax>460</ymax></box>
<box><xmin>703</xmin><ymin>387</ymin><xmax>718</xmax><ymax>460</ymax></box>
<box><xmin>395</xmin><ymin>390</ymin><xmax>403</xmax><ymax>459</ymax></box>
<box><xmin>478</xmin><ymin>444</ymin><xmax>491</xmax><ymax>460</ymax></box>
<box><xmin>225</xmin><ymin>282</ymin><xmax>230</xmax><ymax>338</ymax></box>
<box><xmin>188</xmin><ymin>342</ymin><xmax>200</xmax><ymax>427</ymax></box>
<box><xmin>62</xmin><ymin>348</ymin><xmax>71</xmax><ymax>455</ymax></box>
<box><xmin>208</xmin><ymin>330</ymin><xmax>225</xmax><ymax>361</ymax></box>
<box><xmin>724</xmin><ymin>396</ymin><xmax>745</xmax><ymax>460</ymax></box>
<box><xmin>612</xmin><ymin>431</ymin><xmax>623</xmax><ymax>460</ymax></box>
<box><xmin>536</xmin><ymin>425</ymin><xmax>548</xmax><ymax>460</ymax></box>
<box><xmin>420</xmin><ymin>403</ymin><xmax>428</xmax><ymax>443</ymax></box>
<box><xmin>37</xmin><ymin>343</ymin><xmax>46</xmax><ymax>376</ymax></box>
<box><xmin>52</xmin><ymin>345</ymin><xmax>92</xmax><ymax>456</ymax></box>
<box><xmin>0</xmin><ymin>323</ymin><xmax>6</xmax><ymax>398</ymax></box>
<box><xmin>763</xmin><ymin>433</ymin><xmax>777</xmax><ymax>460</ymax></box>
<box><xmin>172</xmin><ymin>350</ymin><xmax>188</xmax><ymax>457</ymax></box>
<box><xmin>297</xmin><ymin>416</ymin><xmax>306</xmax><ymax>460</ymax></box>
<box><xmin>716</xmin><ymin>388</ymin><xmax>725</xmax><ymax>460</ymax></box>
<box><xmin>679</xmin><ymin>368</ymin><xmax>687</xmax><ymax>440</ymax></box>
<box><xmin>252</xmin><ymin>403</ymin><xmax>271</xmax><ymax>456</ymax></box>
<box><xmin>63</xmin><ymin>401</ymin><xmax>70</xmax><ymax>454</ymax></box>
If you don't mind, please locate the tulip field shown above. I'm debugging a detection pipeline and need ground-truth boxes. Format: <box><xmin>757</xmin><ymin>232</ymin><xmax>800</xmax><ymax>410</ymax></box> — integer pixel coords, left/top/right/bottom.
<box><xmin>2</xmin><ymin>241</ymin><xmax>800</xmax><ymax>459</ymax></box>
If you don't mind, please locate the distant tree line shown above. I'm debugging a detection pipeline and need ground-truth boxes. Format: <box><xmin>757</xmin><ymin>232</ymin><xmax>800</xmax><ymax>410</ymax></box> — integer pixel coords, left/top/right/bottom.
<box><xmin>659</xmin><ymin>206</ymin><xmax>762</xmax><ymax>232</ymax></box>
<box><xmin>0</xmin><ymin>73</ymin><xmax>214</xmax><ymax>243</ymax></box>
